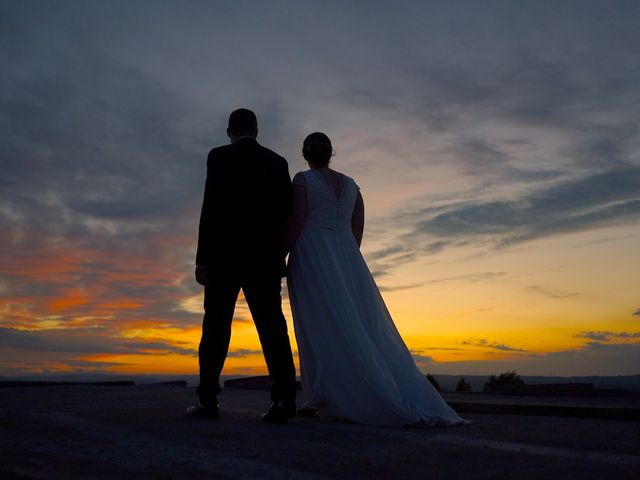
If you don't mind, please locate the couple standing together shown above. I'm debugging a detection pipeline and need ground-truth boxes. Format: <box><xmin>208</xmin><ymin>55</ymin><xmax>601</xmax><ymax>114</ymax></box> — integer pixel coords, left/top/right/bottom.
<box><xmin>189</xmin><ymin>108</ymin><xmax>466</xmax><ymax>427</ymax></box>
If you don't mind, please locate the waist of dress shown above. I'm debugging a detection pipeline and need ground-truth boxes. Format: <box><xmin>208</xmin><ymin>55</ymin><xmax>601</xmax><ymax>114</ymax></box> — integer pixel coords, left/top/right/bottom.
<box><xmin>302</xmin><ymin>223</ymin><xmax>351</xmax><ymax>232</ymax></box>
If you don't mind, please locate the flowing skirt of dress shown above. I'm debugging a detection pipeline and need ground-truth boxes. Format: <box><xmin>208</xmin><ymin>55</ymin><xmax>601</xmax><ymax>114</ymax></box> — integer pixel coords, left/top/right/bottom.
<box><xmin>288</xmin><ymin>226</ymin><xmax>467</xmax><ymax>427</ymax></box>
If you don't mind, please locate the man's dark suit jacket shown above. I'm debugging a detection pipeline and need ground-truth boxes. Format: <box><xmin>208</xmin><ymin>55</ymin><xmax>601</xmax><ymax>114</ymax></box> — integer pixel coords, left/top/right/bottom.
<box><xmin>196</xmin><ymin>137</ymin><xmax>292</xmax><ymax>278</ymax></box>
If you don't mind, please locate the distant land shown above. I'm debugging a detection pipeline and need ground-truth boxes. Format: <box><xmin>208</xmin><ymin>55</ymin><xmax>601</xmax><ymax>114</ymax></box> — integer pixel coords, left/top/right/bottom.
<box><xmin>2</xmin><ymin>373</ymin><xmax>639</xmax><ymax>392</ymax></box>
<box><xmin>431</xmin><ymin>374</ymin><xmax>640</xmax><ymax>392</ymax></box>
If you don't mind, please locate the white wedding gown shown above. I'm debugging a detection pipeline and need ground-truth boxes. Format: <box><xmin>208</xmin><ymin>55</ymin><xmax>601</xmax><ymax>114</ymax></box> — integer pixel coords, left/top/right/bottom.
<box><xmin>287</xmin><ymin>169</ymin><xmax>467</xmax><ymax>427</ymax></box>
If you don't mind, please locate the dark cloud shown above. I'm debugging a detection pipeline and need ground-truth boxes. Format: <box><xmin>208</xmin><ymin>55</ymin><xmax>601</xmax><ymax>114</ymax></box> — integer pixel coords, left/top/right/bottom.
<box><xmin>422</xmin><ymin>347</ymin><xmax>463</xmax><ymax>351</ymax></box>
<box><xmin>378</xmin><ymin>283</ymin><xmax>423</xmax><ymax>293</ymax></box>
<box><xmin>425</xmin><ymin>341</ymin><xmax>640</xmax><ymax>376</ymax></box>
<box><xmin>124</xmin><ymin>341</ymin><xmax>197</xmax><ymax>357</ymax></box>
<box><xmin>423</xmin><ymin>169</ymin><xmax>640</xmax><ymax>239</ymax></box>
<box><xmin>1</xmin><ymin>47</ymin><xmax>208</xmax><ymax>235</ymax></box>
<box><xmin>368</xmin><ymin>246</ymin><xmax>407</xmax><ymax>261</ymax></box>
<box><xmin>0</xmin><ymin>327</ymin><xmax>196</xmax><ymax>356</ymax></box>
<box><xmin>425</xmin><ymin>241</ymin><xmax>448</xmax><ymax>255</ymax></box>
<box><xmin>369</xmin><ymin>269</ymin><xmax>507</xmax><ymax>288</ymax></box>
<box><xmin>368</xmin><ymin>270</ymin><xmax>508</xmax><ymax>289</ymax></box>
<box><xmin>425</xmin><ymin>272</ymin><xmax>507</xmax><ymax>286</ymax></box>
<box><xmin>541</xmin><ymin>341</ymin><xmax>640</xmax><ymax>375</ymax></box>
<box><xmin>443</xmin><ymin>138</ymin><xmax>562</xmax><ymax>183</ymax></box>
<box><xmin>64</xmin><ymin>359</ymin><xmax>130</xmax><ymax>368</ymax></box>
<box><xmin>528</xmin><ymin>286</ymin><xmax>580</xmax><ymax>300</ymax></box>
<box><xmin>569</xmin><ymin>234</ymin><xmax>635</xmax><ymax>250</ymax></box>
<box><xmin>0</xmin><ymin>10</ymin><xmax>214</xmax><ymax>343</ymax></box>
<box><xmin>369</xmin><ymin>168</ymin><xmax>640</xmax><ymax>271</ymax></box>
<box><xmin>339</xmin><ymin>1</ymin><xmax>640</xmax><ymax>185</ymax></box>
<box><xmin>227</xmin><ymin>349</ymin><xmax>262</xmax><ymax>358</ymax></box>
<box><xmin>461</xmin><ymin>339</ymin><xmax>526</xmax><ymax>353</ymax></box>
<box><xmin>575</xmin><ymin>331</ymin><xmax>640</xmax><ymax>342</ymax></box>
<box><xmin>365</xmin><ymin>245</ymin><xmax>418</xmax><ymax>279</ymax></box>
<box><xmin>409</xmin><ymin>350</ymin><xmax>434</xmax><ymax>364</ymax></box>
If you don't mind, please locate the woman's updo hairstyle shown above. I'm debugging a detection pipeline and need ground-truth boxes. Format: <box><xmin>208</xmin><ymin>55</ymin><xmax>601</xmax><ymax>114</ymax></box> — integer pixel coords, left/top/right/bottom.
<box><xmin>303</xmin><ymin>132</ymin><xmax>333</xmax><ymax>167</ymax></box>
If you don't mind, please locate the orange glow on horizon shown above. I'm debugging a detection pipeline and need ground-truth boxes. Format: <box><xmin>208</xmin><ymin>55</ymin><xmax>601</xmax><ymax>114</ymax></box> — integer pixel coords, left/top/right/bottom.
<box><xmin>1</xmin><ymin>225</ymin><xmax>639</xmax><ymax>378</ymax></box>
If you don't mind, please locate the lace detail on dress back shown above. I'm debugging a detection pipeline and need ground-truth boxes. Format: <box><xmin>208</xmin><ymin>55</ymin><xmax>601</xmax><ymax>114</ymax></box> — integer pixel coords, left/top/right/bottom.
<box><xmin>301</xmin><ymin>170</ymin><xmax>357</xmax><ymax>231</ymax></box>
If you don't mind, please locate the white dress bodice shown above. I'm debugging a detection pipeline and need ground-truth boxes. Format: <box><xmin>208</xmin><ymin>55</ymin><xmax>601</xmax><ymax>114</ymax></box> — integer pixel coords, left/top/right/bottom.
<box><xmin>294</xmin><ymin>169</ymin><xmax>358</xmax><ymax>232</ymax></box>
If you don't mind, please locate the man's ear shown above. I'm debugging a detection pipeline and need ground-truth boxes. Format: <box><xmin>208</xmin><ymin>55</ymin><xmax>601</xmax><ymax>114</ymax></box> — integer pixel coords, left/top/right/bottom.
<box><xmin>253</xmin><ymin>128</ymin><xmax>258</xmax><ymax>138</ymax></box>
<box><xmin>227</xmin><ymin>128</ymin><xmax>232</xmax><ymax>138</ymax></box>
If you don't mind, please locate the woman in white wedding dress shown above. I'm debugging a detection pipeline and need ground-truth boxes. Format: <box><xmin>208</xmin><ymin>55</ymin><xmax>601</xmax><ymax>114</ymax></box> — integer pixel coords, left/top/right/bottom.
<box><xmin>286</xmin><ymin>132</ymin><xmax>467</xmax><ymax>427</ymax></box>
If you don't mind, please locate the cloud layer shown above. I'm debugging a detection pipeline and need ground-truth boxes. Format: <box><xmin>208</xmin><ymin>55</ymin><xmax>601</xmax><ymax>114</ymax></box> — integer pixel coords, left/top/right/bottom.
<box><xmin>1</xmin><ymin>1</ymin><xmax>639</xmax><ymax>376</ymax></box>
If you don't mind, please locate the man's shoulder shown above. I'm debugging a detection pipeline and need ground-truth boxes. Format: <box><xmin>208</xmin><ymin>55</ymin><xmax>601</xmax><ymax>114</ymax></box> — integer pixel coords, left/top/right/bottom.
<box><xmin>207</xmin><ymin>144</ymin><xmax>231</xmax><ymax>160</ymax></box>
<box><xmin>206</xmin><ymin>141</ymin><xmax>288</xmax><ymax>169</ymax></box>
<box><xmin>255</xmin><ymin>143</ymin><xmax>287</xmax><ymax>164</ymax></box>
<box><xmin>250</xmin><ymin>144</ymin><xmax>289</xmax><ymax>174</ymax></box>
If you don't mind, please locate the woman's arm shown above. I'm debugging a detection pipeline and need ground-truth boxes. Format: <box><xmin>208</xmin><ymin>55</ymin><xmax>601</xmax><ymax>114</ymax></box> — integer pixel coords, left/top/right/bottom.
<box><xmin>351</xmin><ymin>190</ymin><xmax>365</xmax><ymax>247</ymax></box>
<box><xmin>284</xmin><ymin>183</ymin><xmax>307</xmax><ymax>254</ymax></box>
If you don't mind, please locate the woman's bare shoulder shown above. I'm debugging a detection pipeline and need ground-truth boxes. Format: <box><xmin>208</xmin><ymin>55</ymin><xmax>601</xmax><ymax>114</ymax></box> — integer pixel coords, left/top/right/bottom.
<box><xmin>292</xmin><ymin>170</ymin><xmax>309</xmax><ymax>186</ymax></box>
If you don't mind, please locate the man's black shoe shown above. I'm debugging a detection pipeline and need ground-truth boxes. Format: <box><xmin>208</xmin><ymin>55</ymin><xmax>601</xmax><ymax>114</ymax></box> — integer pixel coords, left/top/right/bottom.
<box><xmin>186</xmin><ymin>400</ymin><xmax>220</xmax><ymax>419</ymax></box>
<box><xmin>262</xmin><ymin>399</ymin><xmax>296</xmax><ymax>424</ymax></box>
<box><xmin>297</xmin><ymin>406</ymin><xmax>319</xmax><ymax>418</ymax></box>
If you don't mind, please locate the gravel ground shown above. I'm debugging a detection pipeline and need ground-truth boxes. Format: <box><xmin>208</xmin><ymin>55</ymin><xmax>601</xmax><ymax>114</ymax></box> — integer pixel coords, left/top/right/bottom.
<box><xmin>1</xmin><ymin>385</ymin><xmax>638</xmax><ymax>479</ymax></box>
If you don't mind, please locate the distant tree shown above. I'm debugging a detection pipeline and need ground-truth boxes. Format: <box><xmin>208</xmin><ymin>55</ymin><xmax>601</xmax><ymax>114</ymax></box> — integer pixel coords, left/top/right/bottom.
<box><xmin>456</xmin><ymin>377</ymin><xmax>472</xmax><ymax>392</ymax></box>
<box><xmin>426</xmin><ymin>374</ymin><xmax>441</xmax><ymax>392</ymax></box>
<box><xmin>483</xmin><ymin>371</ymin><xmax>524</xmax><ymax>392</ymax></box>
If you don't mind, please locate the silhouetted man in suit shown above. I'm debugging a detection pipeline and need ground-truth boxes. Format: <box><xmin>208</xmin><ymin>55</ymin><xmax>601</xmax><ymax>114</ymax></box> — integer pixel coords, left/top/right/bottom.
<box><xmin>188</xmin><ymin>109</ymin><xmax>297</xmax><ymax>423</ymax></box>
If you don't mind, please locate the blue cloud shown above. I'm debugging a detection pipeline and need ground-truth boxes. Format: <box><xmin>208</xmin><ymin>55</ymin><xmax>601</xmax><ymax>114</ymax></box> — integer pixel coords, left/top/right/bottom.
<box><xmin>422</xmin><ymin>169</ymin><xmax>640</xmax><ymax>240</ymax></box>
<box><xmin>369</xmin><ymin>168</ymin><xmax>640</xmax><ymax>269</ymax></box>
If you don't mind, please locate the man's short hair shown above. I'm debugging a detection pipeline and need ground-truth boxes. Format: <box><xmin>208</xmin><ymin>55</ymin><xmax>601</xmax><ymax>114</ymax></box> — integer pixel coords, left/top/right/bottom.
<box><xmin>228</xmin><ymin>108</ymin><xmax>258</xmax><ymax>134</ymax></box>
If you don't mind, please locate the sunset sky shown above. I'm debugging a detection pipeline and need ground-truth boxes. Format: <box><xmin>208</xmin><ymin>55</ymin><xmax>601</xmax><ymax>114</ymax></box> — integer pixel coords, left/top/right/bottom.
<box><xmin>1</xmin><ymin>1</ymin><xmax>639</xmax><ymax>378</ymax></box>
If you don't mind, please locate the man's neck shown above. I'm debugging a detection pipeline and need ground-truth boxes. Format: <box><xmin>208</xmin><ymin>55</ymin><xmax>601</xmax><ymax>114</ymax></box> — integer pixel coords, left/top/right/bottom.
<box><xmin>231</xmin><ymin>135</ymin><xmax>256</xmax><ymax>144</ymax></box>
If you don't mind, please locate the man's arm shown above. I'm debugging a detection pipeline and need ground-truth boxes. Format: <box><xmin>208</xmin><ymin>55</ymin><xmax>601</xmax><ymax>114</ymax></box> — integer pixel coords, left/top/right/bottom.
<box><xmin>195</xmin><ymin>265</ymin><xmax>209</xmax><ymax>287</ymax></box>
<box><xmin>284</xmin><ymin>181</ymin><xmax>307</xmax><ymax>254</ymax></box>
<box><xmin>281</xmin><ymin>158</ymin><xmax>293</xmax><ymax>223</ymax></box>
<box><xmin>351</xmin><ymin>190</ymin><xmax>365</xmax><ymax>247</ymax></box>
<box><xmin>279</xmin><ymin>158</ymin><xmax>293</xmax><ymax>253</ymax></box>
<box><xmin>195</xmin><ymin>152</ymin><xmax>217</xmax><ymax>286</ymax></box>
